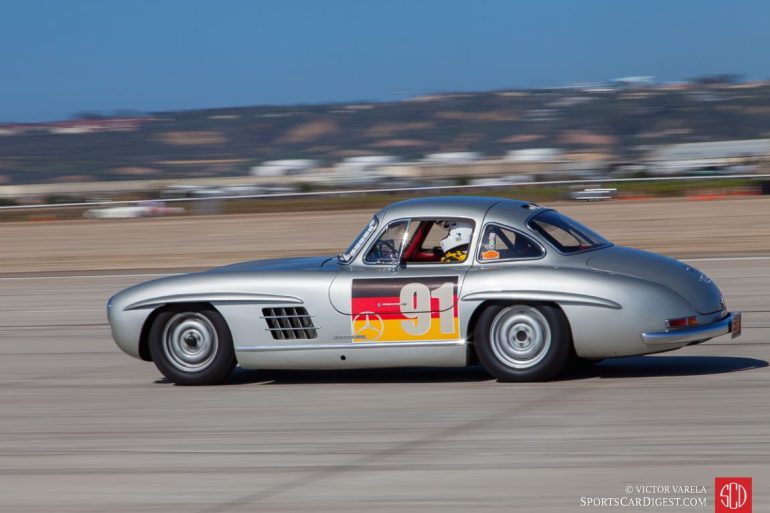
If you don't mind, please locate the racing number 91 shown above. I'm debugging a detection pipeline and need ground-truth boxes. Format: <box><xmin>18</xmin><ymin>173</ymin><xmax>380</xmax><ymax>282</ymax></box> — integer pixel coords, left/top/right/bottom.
<box><xmin>351</xmin><ymin>277</ymin><xmax>460</xmax><ymax>342</ymax></box>
<box><xmin>400</xmin><ymin>282</ymin><xmax>455</xmax><ymax>336</ymax></box>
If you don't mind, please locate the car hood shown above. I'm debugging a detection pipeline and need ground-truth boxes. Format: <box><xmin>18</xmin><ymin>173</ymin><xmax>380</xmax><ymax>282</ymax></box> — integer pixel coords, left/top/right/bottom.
<box><xmin>586</xmin><ymin>246</ymin><xmax>723</xmax><ymax>314</ymax></box>
<box><xmin>206</xmin><ymin>255</ymin><xmax>335</xmax><ymax>274</ymax></box>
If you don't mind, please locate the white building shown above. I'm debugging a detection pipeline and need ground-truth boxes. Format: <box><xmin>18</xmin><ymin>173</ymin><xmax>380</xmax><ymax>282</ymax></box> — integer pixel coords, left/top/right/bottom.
<box><xmin>337</xmin><ymin>155</ymin><xmax>400</xmax><ymax>169</ymax></box>
<box><xmin>647</xmin><ymin>139</ymin><xmax>770</xmax><ymax>175</ymax></box>
<box><xmin>612</xmin><ymin>76</ymin><xmax>654</xmax><ymax>88</ymax></box>
<box><xmin>422</xmin><ymin>152</ymin><xmax>481</xmax><ymax>165</ymax></box>
<box><xmin>250</xmin><ymin>159</ymin><xmax>318</xmax><ymax>177</ymax></box>
<box><xmin>504</xmin><ymin>148</ymin><xmax>563</xmax><ymax>163</ymax></box>
<box><xmin>331</xmin><ymin>155</ymin><xmax>400</xmax><ymax>185</ymax></box>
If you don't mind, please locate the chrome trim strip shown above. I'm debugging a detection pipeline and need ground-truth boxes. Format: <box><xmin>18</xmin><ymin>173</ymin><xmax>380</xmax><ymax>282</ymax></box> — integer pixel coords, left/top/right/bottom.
<box><xmin>264</xmin><ymin>326</ymin><xmax>320</xmax><ymax>331</ymax></box>
<box><xmin>237</xmin><ymin>340</ymin><xmax>466</xmax><ymax>352</ymax></box>
<box><xmin>460</xmin><ymin>290</ymin><xmax>621</xmax><ymax>309</ymax></box>
<box><xmin>642</xmin><ymin>313</ymin><xmax>735</xmax><ymax>345</ymax></box>
<box><xmin>125</xmin><ymin>293</ymin><xmax>302</xmax><ymax>310</ymax></box>
<box><xmin>261</xmin><ymin>314</ymin><xmax>316</xmax><ymax>319</ymax></box>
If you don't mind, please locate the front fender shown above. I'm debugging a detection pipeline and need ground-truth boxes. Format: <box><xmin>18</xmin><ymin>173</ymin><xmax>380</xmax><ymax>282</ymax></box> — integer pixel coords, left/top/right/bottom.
<box><xmin>108</xmin><ymin>270</ymin><xmax>345</xmax><ymax>361</ymax></box>
<box><xmin>107</xmin><ymin>272</ymin><xmax>305</xmax><ymax>360</ymax></box>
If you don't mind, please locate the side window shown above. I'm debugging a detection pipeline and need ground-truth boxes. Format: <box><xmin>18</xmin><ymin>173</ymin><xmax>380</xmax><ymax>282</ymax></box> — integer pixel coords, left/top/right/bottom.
<box><xmin>419</xmin><ymin>222</ymin><xmax>447</xmax><ymax>252</ymax></box>
<box><xmin>478</xmin><ymin>224</ymin><xmax>544</xmax><ymax>261</ymax></box>
<box><xmin>401</xmin><ymin>219</ymin><xmax>475</xmax><ymax>264</ymax></box>
<box><xmin>364</xmin><ymin>220</ymin><xmax>409</xmax><ymax>264</ymax></box>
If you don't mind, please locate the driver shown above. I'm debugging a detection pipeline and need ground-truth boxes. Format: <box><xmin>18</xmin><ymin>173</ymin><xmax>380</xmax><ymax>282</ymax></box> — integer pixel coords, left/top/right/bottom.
<box><xmin>439</xmin><ymin>221</ymin><xmax>472</xmax><ymax>262</ymax></box>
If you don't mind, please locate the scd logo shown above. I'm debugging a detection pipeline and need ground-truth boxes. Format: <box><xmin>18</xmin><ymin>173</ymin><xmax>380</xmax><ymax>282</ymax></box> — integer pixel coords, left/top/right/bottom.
<box><xmin>715</xmin><ymin>477</ymin><xmax>752</xmax><ymax>513</ymax></box>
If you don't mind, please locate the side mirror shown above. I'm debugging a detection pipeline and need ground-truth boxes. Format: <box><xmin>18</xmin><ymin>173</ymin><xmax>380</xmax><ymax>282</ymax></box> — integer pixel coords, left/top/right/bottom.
<box><xmin>390</xmin><ymin>260</ymin><xmax>406</xmax><ymax>273</ymax></box>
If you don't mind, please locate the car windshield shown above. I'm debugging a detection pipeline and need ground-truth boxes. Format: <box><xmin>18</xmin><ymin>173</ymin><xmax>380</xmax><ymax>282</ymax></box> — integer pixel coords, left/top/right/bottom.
<box><xmin>338</xmin><ymin>217</ymin><xmax>379</xmax><ymax>263</ymax></box>
<box><xmin>528</xmin><ymin>210</ymin><xmax>610</xmax><ymax>253</ymax></box>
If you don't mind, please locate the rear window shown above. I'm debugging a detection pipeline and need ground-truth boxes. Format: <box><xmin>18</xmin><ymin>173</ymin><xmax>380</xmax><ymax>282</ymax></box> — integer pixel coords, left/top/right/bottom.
<box><xmin>528</xmin><ymin>210</ymin><xmax>610</xmax><ymax>253</ymax></box>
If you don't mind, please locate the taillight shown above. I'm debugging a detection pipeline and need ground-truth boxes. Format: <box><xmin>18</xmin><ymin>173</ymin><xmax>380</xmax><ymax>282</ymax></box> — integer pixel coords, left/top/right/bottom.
<box><xmin>666</xmin><ymin>316</ymin><xmax>697</xmax><ymax>329</ymax></box>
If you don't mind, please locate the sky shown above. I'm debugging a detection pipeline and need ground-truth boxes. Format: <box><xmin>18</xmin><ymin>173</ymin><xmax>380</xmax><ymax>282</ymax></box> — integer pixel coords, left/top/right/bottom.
<box><xmin>1</xmin><ymin>0</ymin><xmax>770</xmax><ymax>122</ymax></box>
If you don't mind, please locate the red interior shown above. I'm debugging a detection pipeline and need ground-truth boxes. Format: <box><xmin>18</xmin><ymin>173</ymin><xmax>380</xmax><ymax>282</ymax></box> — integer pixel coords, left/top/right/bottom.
<box><xmin>401</xmin><ymin>221</ymin><xmax>443</xmax><ymax>262</ymax></box>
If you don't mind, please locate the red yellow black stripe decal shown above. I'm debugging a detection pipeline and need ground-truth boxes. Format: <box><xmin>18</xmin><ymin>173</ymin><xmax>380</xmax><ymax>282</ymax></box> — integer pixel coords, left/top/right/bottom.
<box><xmin>351</xmin><ymin>277</ymin><xmax>459</xmax><ymax>342</ymax></box>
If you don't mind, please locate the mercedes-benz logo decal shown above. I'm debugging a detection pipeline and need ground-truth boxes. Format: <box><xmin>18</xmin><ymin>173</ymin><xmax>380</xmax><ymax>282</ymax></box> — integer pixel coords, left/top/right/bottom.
<box><xmin>352</xmin><ymin>311</ymin><xmax>384</xmax><ymax>340</ymax></box>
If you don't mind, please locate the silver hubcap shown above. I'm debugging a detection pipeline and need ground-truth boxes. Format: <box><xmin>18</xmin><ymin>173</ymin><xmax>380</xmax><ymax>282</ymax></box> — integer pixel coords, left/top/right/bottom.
<box><xmin>489</xmin><ymin>306</ymin><xmax>551</xmax><ymax>369</ymax></box>
<box><xmin>162</xmin><ymin>313</ymin><xmax>218</xmax><ymax>372</ymax></box>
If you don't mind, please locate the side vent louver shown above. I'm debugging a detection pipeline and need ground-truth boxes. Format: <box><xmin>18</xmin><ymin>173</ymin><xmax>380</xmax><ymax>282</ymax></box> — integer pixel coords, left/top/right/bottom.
<box><xmin>262</xmin><ymin>307</ymin><xmax>318</xmax><ymax>340</ymax></box>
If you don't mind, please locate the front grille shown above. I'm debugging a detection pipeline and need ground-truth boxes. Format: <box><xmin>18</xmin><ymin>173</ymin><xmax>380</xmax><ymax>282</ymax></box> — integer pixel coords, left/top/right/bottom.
<box><xmin>262</xmin><ymin>307</ymin><xmax>318</xmax><ymax>340</ymax></box>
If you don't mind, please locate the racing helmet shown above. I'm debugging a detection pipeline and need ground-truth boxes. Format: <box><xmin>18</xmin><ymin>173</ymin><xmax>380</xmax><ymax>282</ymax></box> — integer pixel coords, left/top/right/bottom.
<box><xmin>440</xmin><ymin>221</ymin><xmax>473</xmax><ymax>253</ymax></box>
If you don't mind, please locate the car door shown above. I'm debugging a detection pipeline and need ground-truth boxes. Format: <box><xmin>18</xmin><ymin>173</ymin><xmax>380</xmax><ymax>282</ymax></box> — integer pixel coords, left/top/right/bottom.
<box><xmin>329</xmin><ymin>218</ymin><xmax>476</xmax><ymax>344</ymax></box>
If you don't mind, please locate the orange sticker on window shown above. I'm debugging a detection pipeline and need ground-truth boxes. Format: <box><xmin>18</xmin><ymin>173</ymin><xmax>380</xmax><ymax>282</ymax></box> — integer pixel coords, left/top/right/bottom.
<box><xmin>482</xmin><ymin>250</ymin><xmax>500</xmax><ymax>260</ymax></box>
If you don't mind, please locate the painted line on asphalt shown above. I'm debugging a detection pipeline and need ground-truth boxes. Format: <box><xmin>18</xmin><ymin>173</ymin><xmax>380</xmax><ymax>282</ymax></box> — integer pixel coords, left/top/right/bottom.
<box><xmin>1</xmin><ymin>308</ymin><xmax>102</xmax><ymax>313</ymax></box>
<box><xmin>0</xmin><ymin>272</ymin><xmax>173</xmax><ymax>281</ymax></box>
<box><xmin>684</xmin><ymin>255</ymin><xmax>770</xmax><ymax>262</ymax></box>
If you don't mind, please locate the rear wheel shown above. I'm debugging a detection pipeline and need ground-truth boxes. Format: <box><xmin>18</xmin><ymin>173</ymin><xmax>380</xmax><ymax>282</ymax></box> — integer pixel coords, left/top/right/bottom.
<box><xmin>148</xmin><ymin>307</ymin><xmax>236</xmax><ymax>385</ymax></box>
<box><xmin>474</xmin><ymin>304</ymin><xmax>571</xmax><ymax>382</ymax></box>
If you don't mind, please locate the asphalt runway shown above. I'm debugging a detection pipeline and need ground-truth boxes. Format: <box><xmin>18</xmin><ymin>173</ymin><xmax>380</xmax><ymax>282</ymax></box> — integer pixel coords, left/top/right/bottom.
<box><xmin>4</xmin><ymin>196</ymin><xmax>770</xmax><ymax>274</ymax></box>
<box><xmin>1</xmin><ymin>257</ymin><xmax>769</xmax><ymax>512</ymax></box>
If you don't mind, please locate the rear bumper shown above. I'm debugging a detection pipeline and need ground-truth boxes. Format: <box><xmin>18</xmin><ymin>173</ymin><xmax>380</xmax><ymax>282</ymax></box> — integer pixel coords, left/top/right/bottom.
<box><xmin>642</xmin><ymin>312</ymin><xmax>738</xmax><ymax>345</ymax></box>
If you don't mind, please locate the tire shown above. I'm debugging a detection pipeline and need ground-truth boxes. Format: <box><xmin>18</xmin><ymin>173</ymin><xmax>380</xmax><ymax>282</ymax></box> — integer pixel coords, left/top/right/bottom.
<box><xmin>474</xmin><ymin>304</ymin><xmax>571</xmax><ymax>382</ymax></box>
<box><xmin>148</xmin><ymin>306</ymin><xmax>236</xmax><ymax>385</ymax></box>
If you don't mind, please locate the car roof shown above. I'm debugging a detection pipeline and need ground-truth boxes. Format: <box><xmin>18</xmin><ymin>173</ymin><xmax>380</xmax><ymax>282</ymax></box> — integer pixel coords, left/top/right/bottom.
<box><xmin>377</xmin><ymin>195</ymin><xmax>538</xmax><ymax>226</ymax></box>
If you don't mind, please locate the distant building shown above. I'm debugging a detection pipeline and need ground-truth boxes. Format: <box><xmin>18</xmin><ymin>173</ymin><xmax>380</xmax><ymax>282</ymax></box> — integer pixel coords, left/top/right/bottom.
<box><xmin>0</xmin><ymin>125</ymin><xmax>22</xmax><ymax>136</ymax></box>
<box><xmin>335</xmin><ymin>155</ymin><xmax>399</xmax><ymax>174</ymax></box>
<box><xmin>333</xmin><ymin>155</ymin><xmax>399</xmax><ymax>185</ymax></box>
<box><xmin>422</xmin><ymin>152</ymin><xmax>481</xmax><ymax>165</ymax></box>
<box><xmin>250</xmin><ymin>159</ymin><xmax>318</xmax><ymax>177</ymax></box>
<box><xmin>647</xmin><ymin>139</ymin><xmax>770</xmax><ymax>175</ymax></box>
<box><xmin>504</xmin><ymin>148</ymin><xmax>563</xmax><ymax>163</ymax></box>
<box><xmin>337</xmin><ymin>155</ymin><xmax>399</xmax><ymax>168</ymax></box>
<box><xmin>612</xmin><ymin>76</ymin><xmax>655</xmax><ymax>88</ymax></box>
<box><xmin>47</xmin><ymin>118</ymin><xmax>145</xmax><ymax>134</ymax></box>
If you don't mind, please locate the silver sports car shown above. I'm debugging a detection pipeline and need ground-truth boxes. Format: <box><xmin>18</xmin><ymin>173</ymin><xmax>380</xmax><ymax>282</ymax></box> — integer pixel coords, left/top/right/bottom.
<box><xmin>107</xmin><ymin>196</ymin><xmax>742</xmax><ymax>385</ymax></box>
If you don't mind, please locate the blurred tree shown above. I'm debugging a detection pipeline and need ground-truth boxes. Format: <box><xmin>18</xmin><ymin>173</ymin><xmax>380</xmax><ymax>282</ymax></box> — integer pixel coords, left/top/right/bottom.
<box><xmin>689</xmin><ymin>74</ymin><xmax>743</xmax><ymax>85</ymax></box>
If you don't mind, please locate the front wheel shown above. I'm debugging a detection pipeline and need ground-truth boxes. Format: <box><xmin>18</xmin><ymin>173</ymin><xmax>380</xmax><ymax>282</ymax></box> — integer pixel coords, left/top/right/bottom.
<box><xmin>474</xmin><ymin>304</ymin><xmax>571</xmax><ymax>382</ymax></box>
<box><xmin>148</xmin><ymin>307</ymin><xmax>236</xmax><ymax>385</ymax></box>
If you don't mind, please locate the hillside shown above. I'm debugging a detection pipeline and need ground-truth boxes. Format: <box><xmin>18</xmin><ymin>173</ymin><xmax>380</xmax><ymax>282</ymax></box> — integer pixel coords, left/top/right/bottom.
<box><xmin>2</xmin><ymin>82</ymin><xmax>770</xmax><ymax>184</ymax></box>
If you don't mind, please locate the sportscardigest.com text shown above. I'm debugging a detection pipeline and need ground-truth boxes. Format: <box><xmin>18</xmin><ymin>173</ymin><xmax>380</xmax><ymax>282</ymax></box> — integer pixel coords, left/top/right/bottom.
<box><xmin>580</xmin><ymin>484</ymin><xmax>709</xmax><ymax>508</ymax></box>
<box><xmin>580</xmin><ymin>496</ymin><xmax>708</xmax><ymax>508</ymax></box>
